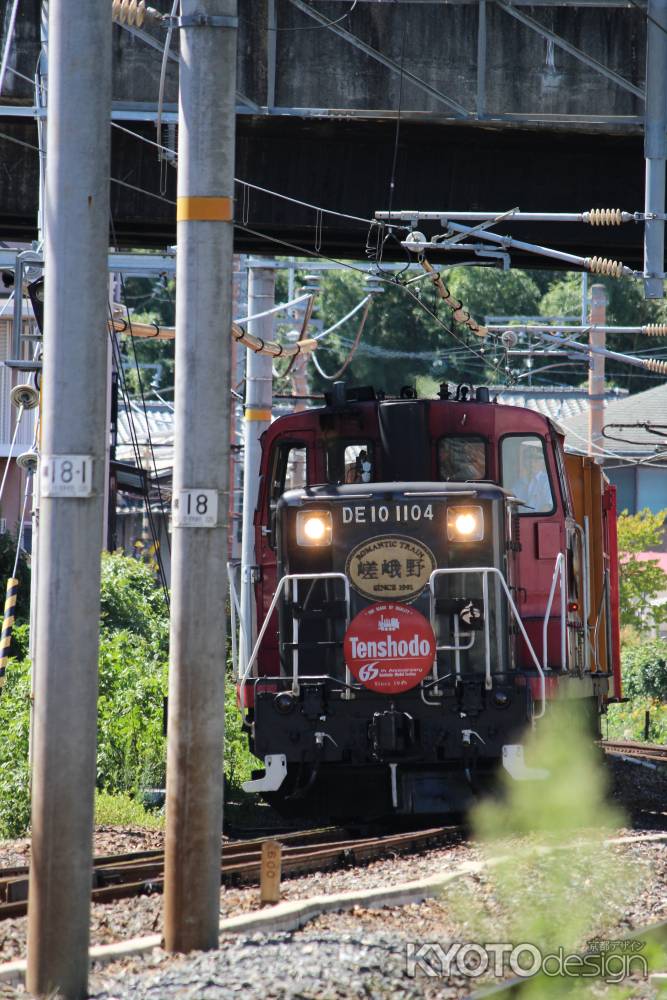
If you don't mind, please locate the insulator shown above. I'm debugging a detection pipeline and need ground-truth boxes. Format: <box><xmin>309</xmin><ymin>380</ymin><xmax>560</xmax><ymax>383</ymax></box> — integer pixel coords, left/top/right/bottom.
<box><xmin>583</xmin><ymin>208</ymin><xmax>623</xmax><ymax>226</ymax></box>
<box><xmin>643</xmin><ymin>358</ymin><xmax>667</xmax><ymax>375</ymax></box>
<box><xmin>642</xmin><ymin>324</ymin><xmax>667</xmax><ymax>336</ymax></box>
<box><xmin>112</xmin><ymin>0</ymin><xmax>143</xmax><ymax>26</ymax></box>
<box><xmin>585</xmin><ymin>256</ymin><xmax>625</xmax><ymax>278</ymax></box>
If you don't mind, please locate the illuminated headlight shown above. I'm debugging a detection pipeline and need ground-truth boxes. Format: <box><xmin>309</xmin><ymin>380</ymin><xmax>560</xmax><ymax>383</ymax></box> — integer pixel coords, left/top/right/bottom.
<box><xmin>296</xmin><ymin>510</ymin><xmax>332</xmax><ymax>546</ymax></box>
<box><xmin>447</xmin><ymin>506</ymin><xmax>484</xmax><ymax>542</ymax></box>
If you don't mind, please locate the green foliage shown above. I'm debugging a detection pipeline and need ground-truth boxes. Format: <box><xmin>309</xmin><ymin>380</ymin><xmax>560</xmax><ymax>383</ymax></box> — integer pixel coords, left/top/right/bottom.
<box><xmin>619</xmin><ymin>638</ymin><xmax>667</xmax><ymax>700</ymax></box>
<box><xmin>616</xmin><ymin>508</ymin><xmax>667</xmax><ymax>633</ymax></box>
<box><xmin>95</xmin><ymin>791</ymin><xmax>164</xmax><ymax>829</ymax></box>
<box><xmin>606</xmin><ymin>697</ymin><xmax>667</xmax><ymax>743</ymax></box>
<box><xmin>120</xmin><ymin>273</ymin><xmax>175</xmax><ymax>394</ymax></box>
<box><xmin>442</xmin><ymin>702</ymin><xmax>639</xmax><ymax>994</ymax></box>
<box><xmin>224</xmin><ymin>670</ymin><xmax>256</xmax><ymax>792</ymax></box>
<box><xmin>100</xmin><ymin>551</ymin><xmax>169</xmax><ymax>651</ymax></box>
<box><xmin>96</xmin><ymin>628</ymin><xmax>167</xmax><ymax>793</ymax></box>
<box><xmin>308</xmin><ymin>267</ymin><xmax>541</xmax><ymax>394</ymax></box>
<box><xmin>0</xmin><ymin>554</ymin><xmax>258</xmax><ymax>838</ymax></box>
<box><xmin>0</xmin><ymin>531</ymin><xmax>30</xmax><ymax>624</ymax></box>
<box><xmin>540</xmin><ymin>273</ymin><xmax>665</xmax><ymax>393</ymax></box>
<box><xmin>0</xmin><ymin>651</ymin><xmax>31</xmax><ymax>838</ymax></box>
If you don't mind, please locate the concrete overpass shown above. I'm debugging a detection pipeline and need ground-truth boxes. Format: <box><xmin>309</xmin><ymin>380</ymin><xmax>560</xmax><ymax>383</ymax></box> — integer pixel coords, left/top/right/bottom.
<box><xmin>0</xmin><ymin>0</ymin><xmax>662</xmax><ymax>271</ymax></box>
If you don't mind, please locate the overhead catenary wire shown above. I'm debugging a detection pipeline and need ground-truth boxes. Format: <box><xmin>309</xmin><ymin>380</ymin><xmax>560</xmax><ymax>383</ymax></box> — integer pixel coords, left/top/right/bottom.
<box><xmin>311</xmin><ymin>295</ymin><xmax>372</xmax><ymax>380</ymax></box>
<box><xmin>118</xmin><ymin>273</ymin><xmax>172</xmax><ymax>559</ymax></box>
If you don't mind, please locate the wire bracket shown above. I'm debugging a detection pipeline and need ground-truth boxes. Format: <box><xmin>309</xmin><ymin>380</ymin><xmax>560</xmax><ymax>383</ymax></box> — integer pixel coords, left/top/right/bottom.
<box><xmin>167</xmin><ymin>14</ymin><xmax>238</xmax><ymax>28</ymax></box>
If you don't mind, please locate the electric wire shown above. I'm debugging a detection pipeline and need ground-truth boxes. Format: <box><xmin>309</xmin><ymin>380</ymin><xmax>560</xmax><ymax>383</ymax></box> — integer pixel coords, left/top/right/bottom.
<box><xmin>118</xmin><ymin>272</ymin><xmax>173</xmax><ymax>561</ymax></box>
<box><xmin>156</xmin><ymin>0</ymin><xmax>180</xmax><ymax>196</ymax></box>
<box><xmin>108</xmin><ymin>306</ymin><xmax>170</xmax><ymax>606</ymax></box>
<box><xmin>12</xmin><ymin>471</ymin><xmax>32</xmax><ymax>581</ymax></box>
<box><xmin>311</xmin><ymin>296</ymin><xmax>372</xmax><ymax>379</ymax></box>
<box><xmin>234</xmin><ymin>222</ymin><xmax>507</xmax><ymax>382</ymax></box>
<box><xmin>240</xmin><ymin>0</ymin><xmax>359</xmax><ymax>32</ymax></box>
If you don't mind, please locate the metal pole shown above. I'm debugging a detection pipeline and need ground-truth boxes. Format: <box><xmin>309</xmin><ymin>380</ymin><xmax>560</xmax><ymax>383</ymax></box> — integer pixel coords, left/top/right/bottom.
<box><xmin>239</xmin><ymin>263</ymin><xmax>274</xmax><ymax>673</ymax></box>
<box><xmin>644</xmin><ymin>0</ymin><xmax>667</xmax><ymax>298</ymax></box>
<box><xmin>588</xmin><ymin>284</ymin><xmax>607</xmax><ymax>463</ymax></box>
<box><xmin>163</xmin><ymin>0</ymin><xmax>237</xmax><ymax>954</ymax></box>
<box><xmin>26</xmin><ymin>0</ymin><xmax>112</xmax><ymax>996</ymax></box>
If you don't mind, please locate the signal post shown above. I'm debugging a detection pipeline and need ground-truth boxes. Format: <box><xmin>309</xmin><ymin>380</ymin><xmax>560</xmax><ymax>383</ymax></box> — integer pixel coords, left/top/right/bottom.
<box><xmin>163</xmin><ymin>0</ymin><xmax>238</xmax><ymax>952</ymax></box>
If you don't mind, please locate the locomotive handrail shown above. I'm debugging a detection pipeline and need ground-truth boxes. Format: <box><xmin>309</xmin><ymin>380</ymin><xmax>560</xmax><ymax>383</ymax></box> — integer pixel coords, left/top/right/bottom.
<box><xmin>428</xmin><ymin>566</ymin><xmax>547</xmax><ymax>720</ymax></box>
<box><xmin>543</xmin><ymin>552</ymin><xmax>566</xmax><ymax>675</ymax></box>
<box><xmin>238</xmin><ymin>572</ymin><xmax>351</xmax><ymax>718</ymax></box>
<box><xmin>227</xmin><ymin>560</ymin><xmax>245</xmax><ymax>681</ymax></box>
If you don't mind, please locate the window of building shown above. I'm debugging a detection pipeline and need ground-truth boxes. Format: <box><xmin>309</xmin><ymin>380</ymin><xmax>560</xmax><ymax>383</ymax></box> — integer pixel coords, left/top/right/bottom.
<box><xmin>438</xmin><ymin>436</ymin><xmax>486</xmax><ymax>481</ymax></box>
<box><xmin>501</xmin><ymin>435</ymin><xmax>555</xmax><ymax>514</ymax></box>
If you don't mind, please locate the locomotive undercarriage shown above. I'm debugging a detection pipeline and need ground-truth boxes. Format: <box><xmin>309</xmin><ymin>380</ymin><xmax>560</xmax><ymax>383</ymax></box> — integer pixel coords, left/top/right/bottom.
<box><xmin>249</xmin><ymin>674</ymin><xmax>534</xmax><ymax>818</ymax></box>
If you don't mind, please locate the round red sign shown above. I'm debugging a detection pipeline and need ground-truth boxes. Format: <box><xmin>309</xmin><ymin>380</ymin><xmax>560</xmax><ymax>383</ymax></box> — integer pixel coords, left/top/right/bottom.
<box><xmin>343</xmin><ymin>601</ymin><xmax>436</xmax><ymax>694</ymax></box>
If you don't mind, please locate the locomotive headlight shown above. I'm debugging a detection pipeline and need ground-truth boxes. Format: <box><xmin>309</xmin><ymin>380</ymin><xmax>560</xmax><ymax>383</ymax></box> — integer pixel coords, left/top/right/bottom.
<box><xmin>447</xmin><ymin>505</ymin><xmax>484</xmax><ymax>542</ymax></box>
<box><xmin>296</xmin><ymin>510</ymin><xmax>332</xmax><ymax>546</ymax></box>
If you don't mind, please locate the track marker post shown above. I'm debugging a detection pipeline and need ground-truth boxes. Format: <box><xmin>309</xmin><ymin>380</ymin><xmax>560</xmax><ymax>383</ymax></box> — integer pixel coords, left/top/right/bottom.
<box><xmin>163</xmin><ymin>0</ymin><xmax>238</xmax><ymax>953</ymax></box>
<box><xmin>260</xmin><ymin>841</ymin><xmax>283</xmax><ymax>905</ymax></box>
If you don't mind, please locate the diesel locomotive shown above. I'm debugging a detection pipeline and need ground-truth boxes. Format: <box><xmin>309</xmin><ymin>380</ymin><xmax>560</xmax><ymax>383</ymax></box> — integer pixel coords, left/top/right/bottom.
<box><xmin>235</xmin><ymin>382</ymin><xmax>621</xmax><ymax>820</ymax></box>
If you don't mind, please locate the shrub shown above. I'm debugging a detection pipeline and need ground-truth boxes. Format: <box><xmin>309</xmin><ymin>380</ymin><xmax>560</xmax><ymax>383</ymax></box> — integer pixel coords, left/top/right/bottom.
<box><xmin>621</xmin><ymin>638</ymin><xmax>667</xmax><ymax>701</ymax></box>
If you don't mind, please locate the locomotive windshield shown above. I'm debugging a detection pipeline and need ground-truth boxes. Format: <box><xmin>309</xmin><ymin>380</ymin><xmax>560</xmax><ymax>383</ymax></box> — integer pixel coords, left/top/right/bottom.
<box><xmin>438</xmin><ymin>435</ymin><xmax>487</xmax><ymax>481</ymax></box>
<box><xmin>501</xmin><ymin>435</ymin><xmax>555</xmax><ymax>513</ymax></box>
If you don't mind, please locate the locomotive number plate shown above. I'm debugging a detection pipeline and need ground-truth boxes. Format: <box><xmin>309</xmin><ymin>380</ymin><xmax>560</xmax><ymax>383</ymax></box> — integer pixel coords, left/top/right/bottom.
<box><xmin>345</xmin><ymin>534</ymin><xmax>436</xmax><ymax>602</ymax></box>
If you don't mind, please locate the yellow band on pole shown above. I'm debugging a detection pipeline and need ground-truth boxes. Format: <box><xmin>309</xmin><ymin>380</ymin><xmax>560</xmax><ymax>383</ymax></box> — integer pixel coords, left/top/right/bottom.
<box><xmin>0</xmin><ymin>577</ymin><xmax>18</xmax><ymax>689</ymax></box>
<box><xmin>245</xmin><ymin>408</ymin><xmax>272</xmax><ymax>421</ymax></box>
<box><xmin>176</xmin><ymin>196</ymin><xmax>234</xmax><ymax>222</ymax></box>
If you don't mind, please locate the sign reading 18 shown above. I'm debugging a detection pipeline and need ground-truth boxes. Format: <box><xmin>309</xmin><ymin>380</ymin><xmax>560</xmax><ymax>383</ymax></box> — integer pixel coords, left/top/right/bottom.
<box><xmin>185</xmin><ymin>493</ymin><xmax>210</xmax><ymax>516</ymax></box>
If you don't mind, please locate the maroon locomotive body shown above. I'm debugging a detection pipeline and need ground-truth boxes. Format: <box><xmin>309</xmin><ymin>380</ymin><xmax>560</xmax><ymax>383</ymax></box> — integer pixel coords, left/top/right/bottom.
<box><xmin>235</xmin><ymin>383</ymin><xmax>620</xmax><ymax>819</ymax></box>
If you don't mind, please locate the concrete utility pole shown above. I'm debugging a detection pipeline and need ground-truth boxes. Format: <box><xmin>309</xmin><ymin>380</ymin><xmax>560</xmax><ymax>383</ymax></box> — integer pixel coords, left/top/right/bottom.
<box><xmin>163</xmin><ymin>0</ymin><xmax>238</xmax><ymax>953</ymax></box>
<box><xmin>26</xmin><ymin>1</ymin><xmax>112</xmax><ymax>997</ymax></box>
<box><xmin>644</xmin><ymin>0</ymin><xmax>667</xmax><ymax>298</ymax></box>
<box><xmin>239</xmin><ymin>263</ymin><xmax>275</xmax><ymax>674</ymax></box>
<box><xmin>588</xmin><ymin>284</ymin><xmax>607</xmax><ymax>464</ymax></box>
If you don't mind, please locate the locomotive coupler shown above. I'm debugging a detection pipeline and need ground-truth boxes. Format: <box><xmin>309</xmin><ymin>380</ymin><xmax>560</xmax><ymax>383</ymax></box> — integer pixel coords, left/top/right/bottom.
<box><xmin>369</xmin><ymin>705</ymin><xmax>416</xmax><ymax>759</ymax></box>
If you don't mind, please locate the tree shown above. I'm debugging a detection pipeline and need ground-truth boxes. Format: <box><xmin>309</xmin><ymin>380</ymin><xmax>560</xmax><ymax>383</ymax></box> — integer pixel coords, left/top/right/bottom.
<box><xmin>616</xmin><ymin>507</ymin><xmax>667</xmax><ymax>633</ymax></box>
<box><xmin>539</xmin><ymin>274</ymin><xmax>665</xmax><ymax>393</ymax></box>
<box><xmin>306</xmin><ymin>265</ymin><xmax>542</xmax><ymax>395</ymax></box>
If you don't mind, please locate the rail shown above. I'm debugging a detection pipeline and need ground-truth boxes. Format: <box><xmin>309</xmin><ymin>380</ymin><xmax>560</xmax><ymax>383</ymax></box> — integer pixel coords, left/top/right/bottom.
<box><xmin>238</xmin><ymin>571</ymin><xmax>351</xmax><ymax>715</ymax></box>
<box><xmin>428</xmin><ymin>566</ymin><xmax>547</xmax><ymax>719</ymax></box>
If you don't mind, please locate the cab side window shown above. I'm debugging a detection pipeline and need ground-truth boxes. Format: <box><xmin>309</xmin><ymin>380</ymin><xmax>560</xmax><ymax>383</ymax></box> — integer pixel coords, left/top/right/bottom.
<box><xmin>326</xmin><ymin>441</ymin><xmax>375</xmax><ymax>484</ymax></box>
<box><xmin>270</xmin><ymin>443</ymin><xmax>308</xmax><ymax>505</ymax></box>
<box><xmin>501</xmin><ymin>435</ymin><xmax>555</xmax><ymax>514</ymax></box>
<box><xmin>438</xmin><ymin>436</ymin><xmax>486</xmax><ymax>481</ymax></box>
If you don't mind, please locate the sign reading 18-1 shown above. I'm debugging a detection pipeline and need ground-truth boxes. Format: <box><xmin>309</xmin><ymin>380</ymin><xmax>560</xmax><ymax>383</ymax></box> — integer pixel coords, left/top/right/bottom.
<box><xmin>41</xmin><ymin>455</ymin><xmax>94</xmax><ymax>498</ymax></box>
<box><xmin>172</xmin><ymin>489</ymin><xmax>219</xmax><ymax>528</ymax></box>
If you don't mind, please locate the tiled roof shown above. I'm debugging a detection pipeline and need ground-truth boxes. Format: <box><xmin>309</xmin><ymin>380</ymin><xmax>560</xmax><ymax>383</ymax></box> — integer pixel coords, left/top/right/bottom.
<box><xmin>558</xmin><ymin>381</ymin><xmax>667</xmax><ymax>458</ymax></box>
<box><xmin>491</xmin><ymin>385</ymin><xmax>626</xmax><ymax>424</ymax></box>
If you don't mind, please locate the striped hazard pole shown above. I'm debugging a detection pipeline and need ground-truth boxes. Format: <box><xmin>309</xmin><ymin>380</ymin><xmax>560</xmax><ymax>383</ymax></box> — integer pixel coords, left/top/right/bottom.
<box><xmin>0</xmin><ymin>577</ymin><xmax>18</xmax><ymax>690</ymax></box>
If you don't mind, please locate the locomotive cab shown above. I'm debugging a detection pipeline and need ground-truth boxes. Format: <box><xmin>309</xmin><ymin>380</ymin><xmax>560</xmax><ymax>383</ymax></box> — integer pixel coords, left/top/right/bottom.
<box><xmin>235</xmin><ymin>385</ymin><xmax>620</xmax><ymax>820</ymax></box>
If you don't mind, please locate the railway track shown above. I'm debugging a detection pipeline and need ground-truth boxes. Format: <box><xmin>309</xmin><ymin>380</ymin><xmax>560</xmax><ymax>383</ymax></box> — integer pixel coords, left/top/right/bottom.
<box><xmin>601</xmin><ymin>739</ymin><xmax>667</xmax><ymax>765</ymax></box>
<box><xmin>0</xmin><ymin>824</ymin><xmax>463</xmax><ymax>921</ymax></box>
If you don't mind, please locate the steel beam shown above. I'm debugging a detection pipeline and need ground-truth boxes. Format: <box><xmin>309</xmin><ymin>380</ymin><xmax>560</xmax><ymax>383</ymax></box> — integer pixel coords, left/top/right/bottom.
<box><xmin>287</xmin><ymin>0</ymin><xmax>471</xmax><ymax>117</ymax></box>
<box><xmin>495</xmin><ymin>0</ymin><xmax>645</xmax><ymax>100</ymax></box>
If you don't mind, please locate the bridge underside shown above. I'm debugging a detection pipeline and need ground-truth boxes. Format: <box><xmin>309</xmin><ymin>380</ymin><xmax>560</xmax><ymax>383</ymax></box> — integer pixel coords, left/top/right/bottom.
<box><xmin>0</xmin><ymin>116</ymin><xmax>647</xmax><ymax>268</ymax></box>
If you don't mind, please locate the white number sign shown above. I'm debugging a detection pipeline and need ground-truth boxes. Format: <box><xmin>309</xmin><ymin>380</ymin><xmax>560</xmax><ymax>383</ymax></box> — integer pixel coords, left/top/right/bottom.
<box><xmin>41</xmin><ymin>455</ymin><xmax>94</xmax><ymax>498</ymax></box>
<box><xmin>172</xmin><ymin>489</ymin><xmax>219</xmax><ymax>528</ymax></box>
